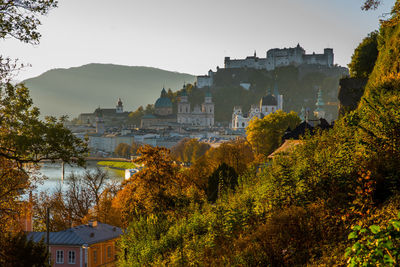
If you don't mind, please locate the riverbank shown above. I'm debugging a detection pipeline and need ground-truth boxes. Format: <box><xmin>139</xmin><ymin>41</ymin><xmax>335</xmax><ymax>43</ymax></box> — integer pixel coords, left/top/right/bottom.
<box><xmin>97</xmin><ymin>161</ymin><xmax>138</xmax><ymax>177</ymax></box>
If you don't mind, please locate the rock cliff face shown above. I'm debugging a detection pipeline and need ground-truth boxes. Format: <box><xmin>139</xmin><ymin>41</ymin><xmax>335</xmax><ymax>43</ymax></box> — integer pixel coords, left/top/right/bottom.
<box><xmin>338</xmin><ymin>77</ymin><xmax>368</xmax><ymax>117</ymax></box>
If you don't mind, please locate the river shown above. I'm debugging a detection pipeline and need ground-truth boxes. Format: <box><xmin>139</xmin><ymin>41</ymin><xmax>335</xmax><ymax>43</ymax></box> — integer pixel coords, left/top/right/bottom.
<box><xmin>32</xmin><ymin>162</ymin><xmax>124</xmax><ymax>194</ymax></box>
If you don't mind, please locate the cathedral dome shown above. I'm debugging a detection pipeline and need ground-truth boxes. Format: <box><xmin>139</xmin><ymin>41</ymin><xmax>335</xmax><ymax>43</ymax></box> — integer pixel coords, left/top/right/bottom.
<box><xmin>260</xmin><ymin>94</ymin><xmax>277</xmax><ymax>106</ymax></box>
<box><xmin>155</xmin><ymin>88</ymin><xmax>172</xmax><ymax>108</ymax></box>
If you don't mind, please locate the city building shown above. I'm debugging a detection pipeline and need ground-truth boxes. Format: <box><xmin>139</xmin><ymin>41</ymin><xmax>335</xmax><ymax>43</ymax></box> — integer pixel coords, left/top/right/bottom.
<box><xmin>232</xmin><ymin>86</ymin><xmax>283</xmax><ymax>130</ymax></box>
<box><xmin>224</xmin><ymin>44</ymin><xmax>334</xmax><ymax>71</ymax></box>
<box><xmin>140</xmin><ymin>88</ymin><xmax>177</xmax><ymax>129</ymax></box>
<box><xmin>196</xmin><ymin>44</ymin><xmax>334</xmax><ymax>88</ymax></box>
<box><xmin>314</xmin><ymin>88</ymin><xmax>326</xmax><ymax>119</ymax></box>
<box><xmin>177</xmin><ymin>87</ymin><xmax>215</xmax><ymax>127</ymax></box>
<box><xmin>28</xmin><ymin>221</ymin><xmax>122</xmax><ymax>267</ymax></box>
<box><xmin>78</xmin><ymin>98</ymin><xmax>130</xmax><ymax>126</ymax></box>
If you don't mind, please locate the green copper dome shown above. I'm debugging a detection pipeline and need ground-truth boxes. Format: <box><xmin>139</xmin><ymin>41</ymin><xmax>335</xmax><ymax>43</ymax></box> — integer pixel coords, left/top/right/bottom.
<box><xmin>155</xmin><ymin>88</ymin><xmax>172</xmax><ymax>108</ymax></box>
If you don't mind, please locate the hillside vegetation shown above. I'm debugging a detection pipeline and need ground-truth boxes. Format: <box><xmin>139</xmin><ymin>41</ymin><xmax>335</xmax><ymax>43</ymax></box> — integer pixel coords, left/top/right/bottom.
<box><xmin>156</xmin><ymin>65</ymin><xmax>347</xmax><ymax>123</ymax></box>
<box><xmin>23</xmin><ymin>63</ymin><xmax>195</xmax><ymax>118</ymax></box>
<box><xmin>114</xmin><ymin>4</ymin><xmax>400</xmax><ymax>266</ymax></box>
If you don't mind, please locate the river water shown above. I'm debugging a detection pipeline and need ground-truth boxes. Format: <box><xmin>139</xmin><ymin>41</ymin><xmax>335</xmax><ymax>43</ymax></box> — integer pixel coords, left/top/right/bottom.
<box><xmin>32</xmin><ymin>162</ymin><xmax>124</xmax><ymax>194</ymax></box>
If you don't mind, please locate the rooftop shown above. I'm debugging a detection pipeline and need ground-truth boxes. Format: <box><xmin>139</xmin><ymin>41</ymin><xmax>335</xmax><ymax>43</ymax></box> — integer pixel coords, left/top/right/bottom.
<box><xmin>27</xmin><ymin>222</ymin><xmax>122</xmax><ymax>246</ymax></box>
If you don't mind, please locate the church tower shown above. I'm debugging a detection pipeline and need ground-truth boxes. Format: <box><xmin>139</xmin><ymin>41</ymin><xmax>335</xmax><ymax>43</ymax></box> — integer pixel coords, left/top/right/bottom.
<box><xmin>116</xmin><ymin>98</ymin><xmax>123</xmax><ymax>113</ymax></box>
<box><xmin>202</xmin><ymin>91</ymin><xmax>214</xmax><ymax>126</ymax></box>
<box><xmin>314</xmin><ymin>89</ymin><xmax>326</xmax><ymax>119</ymax></box>
<box><xmin>177</xmin><ymin>85</ymin><xmax>191</xmax><ymax>124</ymax></box>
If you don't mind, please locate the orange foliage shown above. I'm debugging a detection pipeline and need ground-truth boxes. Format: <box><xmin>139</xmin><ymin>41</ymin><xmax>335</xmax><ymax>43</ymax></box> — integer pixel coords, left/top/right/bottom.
<box><xmin>112</xmin><ymin>145</ymin><xmax>190</xmax><ymax>224</ymax></box>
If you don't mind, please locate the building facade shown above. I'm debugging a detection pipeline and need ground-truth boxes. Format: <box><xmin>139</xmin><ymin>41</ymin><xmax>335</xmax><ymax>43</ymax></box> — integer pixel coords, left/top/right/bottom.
<box><xmin>196</xmin><ymin>45</ymin><xmax>334</xmax><ymax>88</ymax></box>
<box><xmin>224</xmin><ymin>44</ymin><xmax>334</xmax><ymax>71</ymax></box>
<box><xmin>177</xmin><ymin>88</ymin><xmax>215</xmax><ymax>127</ymax></box>
<box><xmin>78</xmin><ymin>98</ymin><xmax>130</xmax><ymax>126</ymax></box>
<box><xmin>28</xmin><ymin>221</ymin><xmax>122</xmax><ymax>267</ymax></box>
<box><xmin>140</xmin><ymin>88</ymin><xmax>177</xmax><ymax>129</ymax></box>
<box><xmin>232</xmin><ymin>89</ymin><xmax>283</xmax><ymax>130</ymax></box>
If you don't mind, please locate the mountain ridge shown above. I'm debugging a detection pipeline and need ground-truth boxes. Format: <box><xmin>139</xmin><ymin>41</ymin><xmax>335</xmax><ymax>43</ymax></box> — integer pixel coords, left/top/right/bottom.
<box><xmin>23</xmin><ymin>63</ymin><xmax>196</xmax><ymax>118</ymax></box>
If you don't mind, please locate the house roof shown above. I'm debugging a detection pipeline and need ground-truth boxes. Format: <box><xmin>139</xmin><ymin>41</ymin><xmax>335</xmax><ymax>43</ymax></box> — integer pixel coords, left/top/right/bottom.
<box><xmin>27</xmin><ymin>222</ymin><xmax>122</xmax><ymax>246</ymax></box>
<box><xmin>268</xmin><ymin>140</ymin><xmax>303</xmax><ymax>159</ymax></box>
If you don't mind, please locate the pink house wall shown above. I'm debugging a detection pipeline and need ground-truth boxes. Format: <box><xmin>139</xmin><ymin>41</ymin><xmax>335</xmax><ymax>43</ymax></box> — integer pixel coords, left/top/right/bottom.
<box><xmin>49</xmin><ymin>246</ymin><xmax>87</xmax><ymax>267</ymax></box>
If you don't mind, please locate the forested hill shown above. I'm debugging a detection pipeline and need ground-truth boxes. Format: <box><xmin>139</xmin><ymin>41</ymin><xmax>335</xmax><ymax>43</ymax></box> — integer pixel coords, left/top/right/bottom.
<box><xmin>174</xmin><ymin>65</ymin><xmax>348</xmax><ymax>122</ymax></box>
<box><xmin>23</xmin><ymin>63</ymin><xmax>195</xmax><ymax>118</ymax></box>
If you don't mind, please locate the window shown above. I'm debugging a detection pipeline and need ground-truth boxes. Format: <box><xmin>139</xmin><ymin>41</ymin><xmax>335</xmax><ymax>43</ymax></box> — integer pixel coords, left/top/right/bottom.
<box><xmin>107</xmin><ymin>246</ymin><xmax>112</xmax><ymax>258</ymax></box>
<box><xmin>68</xmin><ymin>251</ymin><xmax>76</xmax><ymax>264</ymax></box>
<box><xmin>56</xmin><ymin>250</ymin><xmax>64</xmax><ymax>264</ymax></box>
<box><xmin>93</xmin><ymin>250</ymin><xmax>97</xmax><ymax>263</ymax></box>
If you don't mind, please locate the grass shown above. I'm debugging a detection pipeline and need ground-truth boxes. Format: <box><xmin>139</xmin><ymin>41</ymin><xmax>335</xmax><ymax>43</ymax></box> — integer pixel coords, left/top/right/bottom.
<box><xmin>97</xmin><ymin>161</ymin><xmax>137</xmax><ymax>170</ymax></box>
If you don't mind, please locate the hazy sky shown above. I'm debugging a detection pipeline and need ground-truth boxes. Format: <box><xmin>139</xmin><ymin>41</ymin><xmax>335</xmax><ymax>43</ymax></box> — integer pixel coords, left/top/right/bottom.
<box><xmin>1</xmin><ymin>0</ymin><xmax>396</xmax><ymax>80</ymax></box>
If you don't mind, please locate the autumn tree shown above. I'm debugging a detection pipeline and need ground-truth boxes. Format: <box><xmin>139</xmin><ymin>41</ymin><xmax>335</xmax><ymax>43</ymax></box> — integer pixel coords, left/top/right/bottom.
<box><xmin>246</xmin><ymin>110</ymin><xmax>300</xmax><ymax>156</ymax></box>
<box><xmin>205</xmin><ymin>138</ymin><xmax>254</xmax><ymax>175</ymax></box>
<box><xmin>113</xmin><ymin>145</ymin><xmax>187</xmax><ymax>224</ymax></box>
<box><xmin>186</xmin><ymin>138</ymin><xmax>254</xmax><ymax>194</ymax></box>
<box><xmin>34</xmin><ymin>168</ymin><xmax>113</xmax><ymax>230</ymax></box>
<box><xmin>128</xmin><ymin>106</ymin><xmax>144</xmax><ymax>127</ymax></box>
<box><xmin>130</xmin><ymin>141</ymin><xmax>141</xmax><ymax>156</ymax></box>
<box><xmin>0</xmin><ymin>0</ymin><xmax>87</xmax><ymax>235</ymax></box>
<box><xmin>171</xmin><ymin>138</ymin><xmax>211</xmax><ymax>163</ymax></box>
<box><xmin>33</xmin><ymin>189</ymin><xmax>71</xmax><ymax>232</ymax></box>
<box><xmin>114</xmin><ymin>143</ymin><xmax>131</xmax><ymax>158</ymax></box>
<box><xmin>0</xmin><ymin>83</ymin><xmax>87</xmax><ymax>232</ymax></box>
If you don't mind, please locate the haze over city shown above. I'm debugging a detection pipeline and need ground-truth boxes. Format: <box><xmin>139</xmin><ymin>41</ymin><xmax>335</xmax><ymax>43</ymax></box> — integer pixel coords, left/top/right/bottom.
<box><xmin>1</xmin><ymin>0</ymin><xmax>395</xmax><ymax>81</ymax></box>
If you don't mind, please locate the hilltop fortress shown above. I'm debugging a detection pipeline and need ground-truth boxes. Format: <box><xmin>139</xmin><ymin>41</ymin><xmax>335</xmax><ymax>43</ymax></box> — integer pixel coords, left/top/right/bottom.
<box><xmin>197</xmin><ymin>44</ymin><xmax>334</xmax><ymax>88</ymax></box>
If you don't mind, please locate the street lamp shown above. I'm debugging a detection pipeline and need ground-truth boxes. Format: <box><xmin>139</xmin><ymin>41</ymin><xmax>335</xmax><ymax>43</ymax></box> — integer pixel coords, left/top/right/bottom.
<box><xmin>82</xmin><ymin>244</ymin><xmax>89</xmax><ymax>267</ymax></box>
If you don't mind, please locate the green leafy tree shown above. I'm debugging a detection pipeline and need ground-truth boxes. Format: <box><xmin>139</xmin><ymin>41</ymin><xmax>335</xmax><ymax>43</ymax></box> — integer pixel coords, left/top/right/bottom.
<box><xmin>0</xmin><ymin>0</ymin><xmax>58</xmax><ymax>83</ymax></box>
<box><xmin>207</xmin><ymin>163</ymin><xmax>238</xmax><ymax>202</ymax></box>
<box><xmin>246</xmin><ymin>110</ymin><xmax>300</xmax><ymax>156</ymax></box>
<box><xmin>348</xmin><ymin>31</ymin><xmax>379</xmax><ymax>78</ymax></box>
<box><xmin>0</xmin><ymin>232</ymin><xmax>50</xmax><ymax>267</ymax></box>
<box><xmin>346</xmin><ymin>214</ymin><xmax>400</xmax><ymax>266</ymax></box>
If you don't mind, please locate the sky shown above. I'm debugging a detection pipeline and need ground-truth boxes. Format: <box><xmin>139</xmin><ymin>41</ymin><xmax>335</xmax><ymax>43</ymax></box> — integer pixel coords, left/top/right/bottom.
<box><xmin>1</xmin><ymin>0</ymin><xmax>396</xmax><ymax>81</ymax></box>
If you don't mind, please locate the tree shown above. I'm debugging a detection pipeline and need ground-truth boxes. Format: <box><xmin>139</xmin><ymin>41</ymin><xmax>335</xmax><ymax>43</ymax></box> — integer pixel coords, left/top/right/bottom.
<box><xmin>0</xmin><ymin>0</ymin><xmax>58</xmax><ymax>83</ymax></box>
<box><xmin>115</xmin><ymin>143</ymin><xmax>131</xmax><ymax>158</ymax></box>
<box><xmin>171</xmin><ymin>138</ymin><xmax>211</xmax><ymax>163</ymax></box>
<box><xmin>205</xmin><ymin>138</ymin><xmax>254</xmax><ymax>175</ymax></box>
<box><xmin>0</xmin><ymin>0</ymin><xmax>57</xmax><ymax>44</ymax></box>
<box><xmin>0</xmin><ymin>232</ymin><xmax>50</xmax><ymax>267</ymax></box>
<box><xmin>246</xmin><ymin>110</ymin><xmax>300</xmax><ymax>156</ymax></box>
<box><xmin>64</xmin><ymin>168</ymin><xmax>111</xmax><ymax>224</ymax></box>
<box><xmin>348</xmin><ymin>31</ymin><xmax>379</xmax><ymax>79</ymax></box>
<box><xmin>113</xmin><ymin>145</ymin><xmax>185</xmax><ymax>223</ymax></box>
<box><xmin>33</xmin><ymin>189</ymin><xmax>71</xmax><ymax>232</ymax></box>
<box><xmin>362</xmin><ymin>0</ymin><xmax>381</xmax><ymax>10</ymax></box>
<box><xmin>206</xmin><ymin>163</ymin><xmax>238</xmax><ymax>202</ymax></box>
<box><xmin>0</xmin><ymin>83</ymin><xmax>87</xmax><ymax>231</ymax></box>
<box><xmin>34</xmin><ymin>168</ymin><xmax>113</xmax><ymax>230</ymax></box>
<box><xmin>128</xmin><ymin>106</ymin><xmax>144</xmax><ymax>127</ymax></box>
<box><xmin>130</xmin><ymin>141</ymin><xmax>141</xmax><ymax>156</ymax></box>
